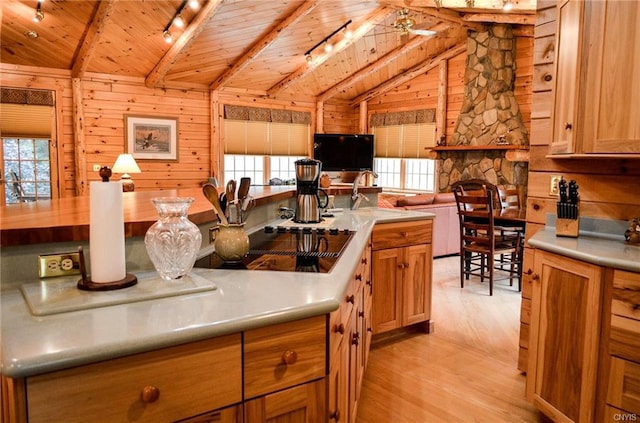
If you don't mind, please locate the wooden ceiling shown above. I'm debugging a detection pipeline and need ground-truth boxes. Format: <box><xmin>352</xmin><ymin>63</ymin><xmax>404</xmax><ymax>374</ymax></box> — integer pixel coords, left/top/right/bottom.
<box><xmin>1</xmin><ymin>0</ymin><xmax>535</xmax><ymax>103</ymax></box>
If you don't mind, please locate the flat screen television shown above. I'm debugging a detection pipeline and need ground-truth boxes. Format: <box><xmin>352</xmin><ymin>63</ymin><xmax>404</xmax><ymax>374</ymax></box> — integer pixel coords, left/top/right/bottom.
<box><xmin>313</xmin><ymin>133</ymin><xmax>374</xmax><ymax>172</ymax></box>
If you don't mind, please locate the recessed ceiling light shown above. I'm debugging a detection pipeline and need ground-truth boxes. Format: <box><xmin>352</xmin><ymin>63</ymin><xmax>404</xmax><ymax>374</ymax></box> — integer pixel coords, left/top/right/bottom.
<box><xmin>24</xmin><ymin>30</ymin><xmax>39</xmax><ymax>39</ymax></box>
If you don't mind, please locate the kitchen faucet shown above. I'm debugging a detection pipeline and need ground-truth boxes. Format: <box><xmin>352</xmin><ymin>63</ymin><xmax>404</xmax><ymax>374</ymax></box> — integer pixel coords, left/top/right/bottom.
<box><xmin>351</xmin><ymin>170</ymin><xmax>378</xmax><ymax>210</ymax></box>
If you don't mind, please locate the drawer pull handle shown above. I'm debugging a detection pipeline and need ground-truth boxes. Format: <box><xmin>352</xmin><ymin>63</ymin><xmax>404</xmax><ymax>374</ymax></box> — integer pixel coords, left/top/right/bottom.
<box><xmin>335</xmin><ymin>323</ymin><xmax>345</xmax><ymax>334</ymax></box>
<box><xmin>346</xmin><ymin>294</ymin><xmax>355</xmax><ymax>304</ymax></box>
<box><xmin>282</xmin><ymin>350</ymin><xmax>298</xmax><ymax>365</ymax></box>
<box><xmin>141</xmin><ymin>385</ymin><xmax>160</xmax><ymax>403</ymax></box>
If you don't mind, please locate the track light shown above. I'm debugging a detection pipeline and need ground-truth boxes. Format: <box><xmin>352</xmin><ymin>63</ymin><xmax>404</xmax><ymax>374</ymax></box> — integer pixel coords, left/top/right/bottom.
<box><xmin>188</xmin><ymin>0</ymin><xmax>200</xmax><ymax>11</ymax></box>
<box><xmin>33</xmin><ymin>2</ymin><xmax>44</xmax><ymax>22</ymax></box>
<box><xmin>303</xmin><ymin>20</ymin><xmax>352</xmax><ymax>60</ymax></box>
<box><xmin>465</xmin><ymin>0</ymin><xmax>475</xmax><ymax>7</ymax></box>
<box><xmin>163</xmin><ymin>30</ymin><xmax>173</xmax><ymax>43</ymax></box>
<box><xmin>305</xmin><ymin>54</ymin><xmax>313</xmax><ymax>64</ymax></box>
<box><xmin>173</xmin><ymin>14</ymin><xmax>185</xmax><ymax>28</ymax></box>
<box><xmin>503</xmin><ymin>0</ymin><xmax>514</xmax><ymax>10</ymax></box>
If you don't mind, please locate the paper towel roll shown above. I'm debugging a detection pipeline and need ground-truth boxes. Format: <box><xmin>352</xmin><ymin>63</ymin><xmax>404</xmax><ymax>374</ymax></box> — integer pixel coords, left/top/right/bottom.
<box><xmin>90</xmin><ymin>181</ymin><xmax>126</xmax><ymax>283</ymax></box>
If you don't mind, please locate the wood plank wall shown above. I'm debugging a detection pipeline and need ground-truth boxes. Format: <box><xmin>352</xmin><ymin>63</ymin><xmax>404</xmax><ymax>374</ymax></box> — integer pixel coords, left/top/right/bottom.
<box><xmin>518</xmin><ymin>0</ymin><xmax>640</xmax><ymax>372</ymax></box>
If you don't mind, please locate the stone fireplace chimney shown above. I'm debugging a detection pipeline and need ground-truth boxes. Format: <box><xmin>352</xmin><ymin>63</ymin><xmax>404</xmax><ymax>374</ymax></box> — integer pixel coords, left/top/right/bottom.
<box><xmin>450</xmin><ymin>24</ymin><xmax>528</xmax><ymax>146</ymax></box>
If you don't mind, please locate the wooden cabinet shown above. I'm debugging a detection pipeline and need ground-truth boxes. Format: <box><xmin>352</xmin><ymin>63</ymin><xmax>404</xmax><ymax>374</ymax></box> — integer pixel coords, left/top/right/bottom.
<box><xmin>526</xmin><ymin>250</ymin><xmax>603</xmax><ymax>422</ymax></box>
<box><xmin>601</xmin><ymin>270</ymin><xmax>640</xmax><ymax>419</ymax></box>
<box><xmin>550</xmin><ymin>0</ymin><xmax>640</xmax><ymax>156</ymax></box>
<box><xmin>328</xmin><ymin>239</ymin><xmax>371</xmax><ymax>423</ymax></box>
<box><xmin>243</xmin><ymin>315</ymin><xmax>326</xmax><ymax>400</ymax></box>
<box><xmin>244</xmin><ymin>378</ymin><xmax>326</xmax><ymax>423</ymax></box>
<box><xmin>371</xmin><ymin>220</ymin><xmax>433</xmax><ymax>334</ymax></box>
<box><xmin>25</xmin><ymin>335</ymin><xmax>243</xmax><ymax>423</ymax></box>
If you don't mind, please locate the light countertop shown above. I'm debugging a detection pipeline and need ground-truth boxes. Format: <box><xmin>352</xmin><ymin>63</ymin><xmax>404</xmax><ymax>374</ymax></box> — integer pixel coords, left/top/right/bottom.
<box><xmin>529</xmin><ymin>226</ymin><xmax>640</xmax><ymax>273</ymax></box>
<box><xmin>1</xmin><ymin>208</ymin><xmax>433</xmax><ymax>378</ymax></box>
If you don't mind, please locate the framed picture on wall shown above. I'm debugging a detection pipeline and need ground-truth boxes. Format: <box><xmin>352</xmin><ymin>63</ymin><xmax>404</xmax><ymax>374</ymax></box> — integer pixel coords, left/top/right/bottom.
<box><xmin>125</xmin><ymin>115</ymin><xmax>178</xmax><ymax>161</ymax></box>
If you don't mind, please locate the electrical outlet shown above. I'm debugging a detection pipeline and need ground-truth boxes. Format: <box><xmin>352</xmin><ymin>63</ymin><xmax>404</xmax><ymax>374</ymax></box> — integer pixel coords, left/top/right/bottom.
<box><xmin>549</xmin><ymin>175</ymin><xmax>563</xmax><ymax>196</ymax></box>
<box><xmin>38</xmin><ymin>252</ymin><xmax>82</xmax><ymax>278</ymax></box>
<box><xmin>93</xmin><ymin>164</ymin><xmax>101</xmax><ymax>172</ymax></box>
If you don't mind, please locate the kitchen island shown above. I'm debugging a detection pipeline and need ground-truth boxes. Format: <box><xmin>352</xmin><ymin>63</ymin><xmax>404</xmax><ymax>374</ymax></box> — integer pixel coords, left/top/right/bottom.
<box><xmin>1</xmin><ymin>203</ymin><xmax>432</xmax><ymax>422</ymax></box>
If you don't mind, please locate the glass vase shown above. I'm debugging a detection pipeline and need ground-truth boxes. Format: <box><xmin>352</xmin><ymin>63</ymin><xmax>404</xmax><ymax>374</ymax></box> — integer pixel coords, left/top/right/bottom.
<box><xmin>145</xmin><ymin>197</ymin><xmax>202</xmax><ymax>281</ymax></box>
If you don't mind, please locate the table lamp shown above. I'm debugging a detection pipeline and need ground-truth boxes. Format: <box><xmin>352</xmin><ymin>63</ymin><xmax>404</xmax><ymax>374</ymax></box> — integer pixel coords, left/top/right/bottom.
<box><xmin>112</xmin><ymin>154</ymin><xmax>141</xmax><ymax>192</ymax></box>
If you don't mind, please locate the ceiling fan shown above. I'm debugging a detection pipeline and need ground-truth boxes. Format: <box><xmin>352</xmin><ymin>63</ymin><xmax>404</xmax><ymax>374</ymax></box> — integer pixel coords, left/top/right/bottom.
<box><xmin>392</xmin><ymin>8</ymin><xmax>437</xmax><ymax>37</ymax></box>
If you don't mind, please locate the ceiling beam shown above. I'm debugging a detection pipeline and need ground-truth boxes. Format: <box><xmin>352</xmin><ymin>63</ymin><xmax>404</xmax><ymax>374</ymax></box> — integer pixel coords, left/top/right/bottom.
<box><xmin>71</xmin><ymin>0</ymin><xmax>116</xmax><ymax>78</ymax></box>
<box><xmin>317</xmin><ymin>22</ymin><xmax>452</xmax><ymax>102</ymax></box>
<box><xmin>210</xmin><ymin>0</ymin><xmax>320</xmax><ymax>90</ymax></box>
<box><xmin>145</xmin><ymin>0</ymin><xmax>223</xmax><ymax>88</ymax></box>
<box><xmin>384</xmin><ymin>0</ymin><xmax>536</xmax><ymax>13</ymax></box>
<box><xmin>267</xmin><ymin>6</ymin><xmax>395</xmax><ymax>98</ymax></box>
<box><xmin>350</xmin><ymin>42</ymin><xmax>466</xmax><ymax>107</ymax></box>
<box><xmin>463</xmin><ymin>13</ymin><xmax>535</xmax><ymax>25</ymax></box>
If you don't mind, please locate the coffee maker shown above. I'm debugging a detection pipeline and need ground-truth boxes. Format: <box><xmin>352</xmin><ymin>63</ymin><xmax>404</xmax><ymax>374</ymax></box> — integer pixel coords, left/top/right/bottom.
<box><xmin>294</xmin><ymin>159</ymin><xmax>328</xmax><ymax>223</ymax></box>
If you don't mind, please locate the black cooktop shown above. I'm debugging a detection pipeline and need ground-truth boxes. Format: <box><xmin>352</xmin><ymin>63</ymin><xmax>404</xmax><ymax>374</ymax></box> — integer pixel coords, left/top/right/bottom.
<box><xmin>196</xmin><ymin>223</ymin><xmax>354</xmax><ymax>273</ymax></box>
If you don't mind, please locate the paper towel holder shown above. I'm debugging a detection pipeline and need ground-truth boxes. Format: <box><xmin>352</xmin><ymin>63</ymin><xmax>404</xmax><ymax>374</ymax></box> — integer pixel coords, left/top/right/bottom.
<box><xmin>76</xmin><ymin>246</ymin><xmax>137</xmax><ymax>291</ymax></box>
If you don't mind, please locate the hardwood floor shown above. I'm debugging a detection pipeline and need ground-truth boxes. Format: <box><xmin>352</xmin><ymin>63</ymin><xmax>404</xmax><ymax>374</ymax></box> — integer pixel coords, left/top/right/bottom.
<box><xmin>357</xmin><ymin>255</ymin><xmax>548</xmax><ymax>422</ymax></box>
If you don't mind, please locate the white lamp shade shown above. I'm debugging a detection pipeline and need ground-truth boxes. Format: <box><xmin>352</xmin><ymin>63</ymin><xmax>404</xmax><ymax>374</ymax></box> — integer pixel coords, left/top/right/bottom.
<box><xmin>112</xmin><ymin>154</ymin><xmax>141</xmax><ymax>174</ymax></box>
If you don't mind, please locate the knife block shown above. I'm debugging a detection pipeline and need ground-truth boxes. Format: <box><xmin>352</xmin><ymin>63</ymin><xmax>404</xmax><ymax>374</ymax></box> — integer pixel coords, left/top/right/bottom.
<box><xmin>556</xmin><ymin>217</ymin><xmax>579</xmax><ymax>237</ymax></box>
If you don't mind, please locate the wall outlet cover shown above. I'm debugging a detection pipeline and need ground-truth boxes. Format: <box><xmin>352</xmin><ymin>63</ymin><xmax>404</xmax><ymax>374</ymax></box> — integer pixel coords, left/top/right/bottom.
<box><xmin>38</xmin><ymin>252</ymin><xmax>82</xmax><ymax>278</ymax></box>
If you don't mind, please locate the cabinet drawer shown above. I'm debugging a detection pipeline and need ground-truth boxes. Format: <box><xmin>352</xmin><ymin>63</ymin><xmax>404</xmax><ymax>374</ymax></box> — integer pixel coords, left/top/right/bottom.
<box><xmin>612</xmin><ymin>270</ymin><xmax>640</xmax><ymax>321</ymax></box>
<box><xmin>244</xmin><ymin>315</ymin><xmax>326</xmax><ymax>399</ymax></box>
<box><xmin>607</xmin><ymin>356</ymin><xmax>640</xmax><ymax>414</ymax></box>
<box><xmin>26</xmin><ymin>334</ymin><xmax>242</xmax><ymax>423</ymax></box>
<box><xmin>610</xmin><ymin>314</ymin><xmax>640</xmax><ymax>363</ymax></box>
<box><xmin>372</xmin><ymin>220</ymin><xmax>432</xmax><ymax>250</ymax></box>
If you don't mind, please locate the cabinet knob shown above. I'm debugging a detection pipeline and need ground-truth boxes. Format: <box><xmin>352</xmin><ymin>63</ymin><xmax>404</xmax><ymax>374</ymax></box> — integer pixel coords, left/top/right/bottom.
<box><xmin>397</xmin><ymin>263</ymin><xmax>405</xmax><ymax>270</ymax></box>
<box><xmin>564</xmin><ymin>122</ymin><xmax>572</xmax><ymax>130</ymax></box>
<box><xmin>401</xmin><ymin>232</ymin><xmax>409</xmax><ymax>237</ymax></box>
<box><xmin>355</xmin><ymin>273</ymin><xmax>363</xmax><ymax>281</ymax></box>
<box><xmin>525</xmin><ymin>268</ymin><xmax>533</xmax><ymax>275</ymax></box>
<box><xmin>366</xmin><ymin>279</ymin><xmax>372</xmax><ymax>286</ymax></box>
<box><xmin>543</xmin><ymin>73</ymin><xmax>553</xmax><ymax>82</ymax></box>
<box><xmin>361</xmin><ymin>257</ymin><xmax>368</xmax><ymax>265</ymax></box>
<box><xmin>346</xmin><ymin>294</ymin><xmax>355</xmax><ymax>304</ymax></box>
<box><xmin>359</xmin><ymin>311</ymin><xmax>365</xmax><ymax>318</ymax></box>
<box><xmin>141</xmin><ymin>385</ymin><xmax>160</xmax><ymax>403</ymax></box>
<box><xmin>329</xmin><ymin>410</ymin><xmax>341</xmax><ymax>421</ymax></box>
<box><xmin>281</xmin><ymin>350</ymin><xmax>298</xmax><ymax>365</ymax></box>
<box><xmin>335</xmin><ymin>323</ymin><xmax>345</xmax><ymax>334</ymax></box>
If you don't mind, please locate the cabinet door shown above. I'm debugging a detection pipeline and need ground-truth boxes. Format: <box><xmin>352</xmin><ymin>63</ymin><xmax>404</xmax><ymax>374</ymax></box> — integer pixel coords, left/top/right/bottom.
<box><xmin>582</xmin><ymin>0</ymin><xmax>640</xmax><ymax>153</ymax></box>
<box><xmin>244</xmin><ymin>378</ymin><xmax>326</xmax><ymax>423</ymax></box>
<box><xmin>527</xmin><ymin>250</ymin><xmax>602</xmax><ymax>422</ymax></box>
<box><xmin>371</xmin><ymin>248</ymin><xmax>403</xmax><ymax>334</ymax></box>
<box><xmin>550</xmin><ymin>0</ymin><xmax>582</xmax><ymax>154</ymax></box>
<box><xmin>402</xmin><ymin>243</ymin><xmax>432</xmax><ymax>327</ymax></box>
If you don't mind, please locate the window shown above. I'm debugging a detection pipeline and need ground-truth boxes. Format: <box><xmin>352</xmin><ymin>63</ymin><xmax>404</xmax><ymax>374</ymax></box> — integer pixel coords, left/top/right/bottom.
<box><xmin>372</xmin><ymin>122</ymin><xmax>437</xmax><ymax>192</ymax></box>
<box><xmin>3</xmin><ymin>138</ymin><xmax>51</xmax><ymax>203</ymax></box>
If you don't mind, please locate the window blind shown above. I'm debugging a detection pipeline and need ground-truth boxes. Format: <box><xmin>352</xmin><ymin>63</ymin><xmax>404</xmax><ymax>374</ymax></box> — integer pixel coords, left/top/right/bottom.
<box><xmin>224</xmin><ymin>120</ymin><xmax>309</xmax><ymax>156</ymax></box>
<box><xmin>373</xmin><ymin>123</ymin><xmax>435</xmax><ymax>159</ymax></box>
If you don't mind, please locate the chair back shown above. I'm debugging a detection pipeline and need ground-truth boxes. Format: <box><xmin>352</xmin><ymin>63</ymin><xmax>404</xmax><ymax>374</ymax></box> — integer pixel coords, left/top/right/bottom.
<box><xmin>499</xmin><ymin>187</ymin><xmax>520</xmax><ymax>210</ymax></box>
<box><xmin>451</xmin><ymin>179</ymin><xmax>502</xmax><ymax>212</ymax></box>
<box><xmin>453</xmin><ymin>184</ymin><xmax>498</xmax><ymax>250</ymax></box>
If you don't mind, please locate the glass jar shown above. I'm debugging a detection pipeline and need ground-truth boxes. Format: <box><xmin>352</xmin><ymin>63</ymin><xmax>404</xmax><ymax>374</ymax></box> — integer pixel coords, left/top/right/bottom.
<box><xmin>145</xmin><ymin>197</ymin><xmax>202</xmax><ymax>280</ymax></box>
